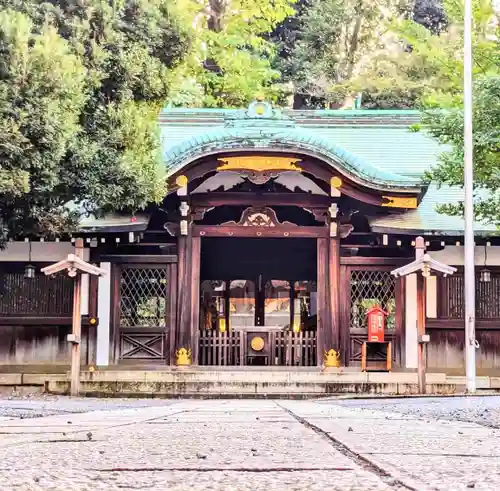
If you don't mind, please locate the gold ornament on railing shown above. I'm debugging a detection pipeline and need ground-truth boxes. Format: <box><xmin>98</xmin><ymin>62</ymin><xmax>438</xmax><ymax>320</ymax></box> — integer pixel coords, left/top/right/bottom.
<box><xmin>176</xmin><ymin>348</ymin><xmax>192</xmax><ymax>366</ymax></box>
<box><xmin>324</xmin><ymin>349</ymin><xmax>341</xmax><ymax>368</ymax></box>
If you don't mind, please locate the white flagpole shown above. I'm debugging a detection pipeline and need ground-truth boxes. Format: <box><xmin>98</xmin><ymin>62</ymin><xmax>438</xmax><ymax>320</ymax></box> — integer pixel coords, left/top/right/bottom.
<box><xmin>463</xmin><ymin>0</ymin><xmax>476</xmax><ymax>393</ymax></box>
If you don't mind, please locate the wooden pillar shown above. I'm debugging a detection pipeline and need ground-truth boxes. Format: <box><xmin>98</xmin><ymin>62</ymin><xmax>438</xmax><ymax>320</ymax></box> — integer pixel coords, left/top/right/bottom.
<box><xmin>319</xmin><ymin>195</ymin><xmax>342</xmax><ymax>368</ymax></box>
<box><xmin>70</xmin><ymin>238</ymin><xmax>84</xmax><ymax>397</ymax></box>
<box><xmin>329</xmin><ymin>236</ymin><xmax>341</xmax><ymax>359</ymax></box>
<box><xmin>317</xmin><ymin>238</ymin><xmax>328</xmax><ymax>366</ymax></box>
<box><xmin>86</xmin><ymin>274</ymin><xmax>99</xmax><ymax>365</ymax></box>
<box><xmin>415</xmin><ymin>236</ymin><xmax>427</xmax><ymax>393</ymax></box>
<box><xmin>175</xmin><ymin>174</ymin><xmax>196</xmax><ymax>366</ymax></box>
<box><xmin>318</xmin><ymin>237</ymin><xmax>341</xmax><ymax>366</ymax></box>
<box><xmin>190</xmin><ymin>236</ymin><xmax>201</xmax><ymax>365</ymax></box>
<box><xmin>176</xmin><ymin>234</ymin><xmax>192</xmax><ymax>365</ymax></box>
<box><xmin>416</xmin><ymin>272</ymin><xmax>427</xmax><ymax>393</ymax></box>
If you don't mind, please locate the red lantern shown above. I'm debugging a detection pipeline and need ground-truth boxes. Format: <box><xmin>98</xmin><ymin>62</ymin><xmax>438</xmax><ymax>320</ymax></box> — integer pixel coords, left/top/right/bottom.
<box><xmin>367</xmin><ymin>306</ymin><xmax>387</xmax><ymax>342</ymax></box>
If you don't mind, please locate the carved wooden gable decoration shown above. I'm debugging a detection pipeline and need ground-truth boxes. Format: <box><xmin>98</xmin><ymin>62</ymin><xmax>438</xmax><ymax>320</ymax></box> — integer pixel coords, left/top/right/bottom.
<box><xmin>223</xmin><ymin>207</ymin><xmax>296</xmax><ymax>227</ymax></box>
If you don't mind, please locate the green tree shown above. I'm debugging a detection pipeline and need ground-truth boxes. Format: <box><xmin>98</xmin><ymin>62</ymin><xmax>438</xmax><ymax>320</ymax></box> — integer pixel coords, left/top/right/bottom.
<box><xmin>346</xmin><ymin>0</ymin><xmax>499</xmax><ymax>108</ymax></box>
<box><xmin>0</xmin><ymin>0</ymin><xmax>189</xmax><ymax>241</ymax></box>
<box><xmin>406</xmin><ymin>1</ymin><xmax>500</xmax><ymax>223</ymax></box>
<box><xmin>423</xmin><ymin>76</ymin><xmax>500</xmax><ymax>223</ymax></box>
<box><xmin>168</xmin><ymin>0</ymin><xmax>296</xmax><ymax>107</ymax></box>
<box><xmin>282</xmin><ymin>0</ymin><xmax>419</xmax><ymax>109</ymax></box>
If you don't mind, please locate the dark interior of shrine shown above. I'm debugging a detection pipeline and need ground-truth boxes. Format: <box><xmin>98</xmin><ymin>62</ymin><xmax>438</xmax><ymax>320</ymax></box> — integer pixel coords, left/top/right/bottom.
<box><xmin>200</xmin><ymin>237</ymin><xmax>317</xmax><ymax>281</ymax></box>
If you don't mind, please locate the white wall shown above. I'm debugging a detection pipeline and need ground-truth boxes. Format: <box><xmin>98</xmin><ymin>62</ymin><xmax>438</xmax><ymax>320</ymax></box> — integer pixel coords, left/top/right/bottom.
<box><xmin>431</xmin><ymin>245</ymin><xmax>500</xmax><ymax>266</ymax></box>
<box><xmin>405</xmin><ymin>274</ymin><xmax>418</xmax><ymax>369</ymax></box>
<box><xmin>0</xmin><ymin>241</ymin><xmax>89</xmax><ymax>262</ymax></box>
<box><xmin>96</xmin><ymin>262</ymin><xmax>112</xmax><ymax>366</ymax></box>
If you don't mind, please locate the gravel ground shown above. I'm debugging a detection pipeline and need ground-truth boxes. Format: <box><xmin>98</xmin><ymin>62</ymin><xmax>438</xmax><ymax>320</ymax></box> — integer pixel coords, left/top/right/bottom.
<box><xmin>328</xmin><ymin>395</ymin><xmax>500</xmax><ymax>427</ymax></box>
<box><xmin>0</xmin><ymin>396</ymin><xmax>499</xmax><ymax>490</ymax></box>
<box><xmin>0</xmin><ymin>395</ymin><xmax>175</xmax><ymax>419</ymax></box>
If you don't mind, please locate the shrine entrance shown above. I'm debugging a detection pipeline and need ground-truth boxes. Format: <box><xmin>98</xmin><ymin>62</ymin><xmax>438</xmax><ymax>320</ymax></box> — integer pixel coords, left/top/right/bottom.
<box><xmin>199</xmin><ymin>238</ymin><xmax>318</xmax><ymax>366</ymax></box>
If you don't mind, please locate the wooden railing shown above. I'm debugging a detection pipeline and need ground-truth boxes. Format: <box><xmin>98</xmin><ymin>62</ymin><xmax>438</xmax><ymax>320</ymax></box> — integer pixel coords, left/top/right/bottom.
<box><xmin>199</xmin><ymin>330</ymin><xmax>241</xmax><ymax>366</ymax></box>
<box><xmin>199</xmin><ymin>330</ymin><xmax>317</xmax><ymax>366</ymax></box>
<box><xmin>273</xmin><ymin>331</ymin><xmax>316</xmax><ymax>366</ymax></box>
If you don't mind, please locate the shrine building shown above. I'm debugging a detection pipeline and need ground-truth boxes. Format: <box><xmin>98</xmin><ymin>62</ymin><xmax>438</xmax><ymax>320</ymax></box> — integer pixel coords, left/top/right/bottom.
<box><xmin>1</xmin><ymin>101</ymin><xmax>499</xmax><ymax>374</ymax></box>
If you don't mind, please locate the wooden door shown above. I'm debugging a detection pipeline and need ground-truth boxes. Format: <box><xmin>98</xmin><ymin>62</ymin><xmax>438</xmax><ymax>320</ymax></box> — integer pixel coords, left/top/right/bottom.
<box><xmin>341</xmin><ymin>265</ymin><xmax>403</xmax><ymax>366</ymax></box>
<box><xmin>114</xmin><ymin>264</ymin><xmax>175</xmax><ymax>364</ymax></box>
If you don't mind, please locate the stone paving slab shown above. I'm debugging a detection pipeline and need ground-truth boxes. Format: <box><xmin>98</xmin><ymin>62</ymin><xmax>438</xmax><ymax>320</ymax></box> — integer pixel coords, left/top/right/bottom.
<box><xmin>1</xmin><ymin>398</ymin><xmax>500</xmax><ymax>490</ymax></box>
<box><xmin>280</xmin><ymin>400</ymin><xmax>500</xmax><ymax>491</ymax></box>
<box><xmin>0</xmin><ymin>400</ymin><xmax>401</xmax><ymax>491</ymax></box>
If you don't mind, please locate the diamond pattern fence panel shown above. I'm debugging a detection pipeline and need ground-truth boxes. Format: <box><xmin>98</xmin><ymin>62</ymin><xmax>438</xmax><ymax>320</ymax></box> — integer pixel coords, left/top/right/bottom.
<box><xmin>118</xmin><ymin>267</ymin><xmax>168</xmax><ymax>361</ymax></box>
<box><xmin>120</xmin><ymin>268</ymin><xmax>168</xmax><ymax>328</ymax></box>
<box><xmin>349</xmin><ymin>270</ymin><xmax>396</xmax><ymax>331</ymax></box>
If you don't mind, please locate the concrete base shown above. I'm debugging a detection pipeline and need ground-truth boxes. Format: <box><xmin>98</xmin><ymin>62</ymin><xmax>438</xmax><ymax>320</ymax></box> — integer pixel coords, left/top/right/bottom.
<box><xmin>0</xmin><ymin>368</ymin><xmax>469</xmax><ymax>398</ymax></box>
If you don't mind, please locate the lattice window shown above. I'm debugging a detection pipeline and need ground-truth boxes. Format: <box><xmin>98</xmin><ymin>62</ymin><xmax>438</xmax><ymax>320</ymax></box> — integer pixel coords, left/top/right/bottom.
<box><xmin>349</xmin><ymin>270</ymin><xmax>395</xmax><ymax>331</ymax></box>
<box><xmin>0</xmin><ymin>266</ymin><xmax>73</xmax><ymax>316</ymax></box>
<box><xmin>119</xmin><ymin>268</ymin><xmax>168</xmax><ymax>327</ymax></box>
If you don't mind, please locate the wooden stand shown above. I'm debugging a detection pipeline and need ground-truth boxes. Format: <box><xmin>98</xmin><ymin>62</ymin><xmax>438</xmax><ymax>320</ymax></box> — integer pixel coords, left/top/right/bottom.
<box><xmin>361</xmin><ymin>341</ymin><xmax>392</xmax><ymax>372</ymax></box>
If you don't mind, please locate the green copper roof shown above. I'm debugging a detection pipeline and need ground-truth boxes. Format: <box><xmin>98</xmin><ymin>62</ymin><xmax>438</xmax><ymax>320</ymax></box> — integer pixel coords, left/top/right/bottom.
<box><xmin>160</xmin><ymin>106</ymin><xmax>441</xmax><ymax>180</ymax></box>
<box><xmin>162</xmin><ymin>102</ymin><xmax>422</xmax><ymax>192</ymax></box>
<box><xmin>158</xmin><ymin>102</ymin><xmax>492</xmax><ymax>236</ymax></box>
<box><xmin>369</xmin><ymin>184</ymin><xmax>499</xmax><ymax>236</ymax></box>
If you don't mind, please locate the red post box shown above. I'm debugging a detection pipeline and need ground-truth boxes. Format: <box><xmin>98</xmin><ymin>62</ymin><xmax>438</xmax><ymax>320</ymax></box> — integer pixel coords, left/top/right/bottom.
<box><xmin>367</xmin><ymin>306</ymin><xmax>387</xmax><ymax>342</ymax></box>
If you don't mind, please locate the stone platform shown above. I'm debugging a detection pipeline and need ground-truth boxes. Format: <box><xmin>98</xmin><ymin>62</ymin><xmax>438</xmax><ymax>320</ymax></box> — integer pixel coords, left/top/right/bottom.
<box><xmin>0</xmin><ymin>367</ymin><xmax>483</xmax><ymax>397</ymax></box>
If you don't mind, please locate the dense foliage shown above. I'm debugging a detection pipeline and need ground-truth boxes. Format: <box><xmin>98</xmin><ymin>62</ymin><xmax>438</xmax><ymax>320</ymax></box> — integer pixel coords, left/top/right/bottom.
<box><xmin>168</xmin><ymin>0</ymin><xmax>296</xmax><ymax>107</ymax></box>
<box><xmin>0</xmin><ymin>0</ymin><xmax>189</xmax><ymax>241</ymax></box>
<box><xmin>1</xmin><ymin>0</ymin><xmax>500</xmax><ymax>238</ymax></box>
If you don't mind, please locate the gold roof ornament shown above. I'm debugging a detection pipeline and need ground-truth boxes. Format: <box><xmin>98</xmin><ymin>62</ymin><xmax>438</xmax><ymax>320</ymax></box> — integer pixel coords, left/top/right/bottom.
<box><xmin>176</xmin><ymin>175</ymin><xmax>188</xmax><ymax>187</ymax></box>
<box><xmin>330</xmin><ymin>176</ymin><xmax>343</xmax><ymax>188</ymax></box>
<box><xmin>217</xmin><ymin>156</ymin><xmax>302</xmax><ymax>173</ymax></box>
<box><xmin>381</xmin><ymin>196</ymin><xmax>417</xmax><ymax>209</ymax></box>
<box><xmin>250</xmin><ymin>336</ymin><xmax>265</xmax><ymax>352</ymax></box>
<box><xmin>324</xmin><ymin>349</ymin><xmax>341</xmax><ymax>368</ymax></box>
<box><xmin>176</xmin><ymin>348</ymin><xmax>192</xmax><ymax>366</ymax></box>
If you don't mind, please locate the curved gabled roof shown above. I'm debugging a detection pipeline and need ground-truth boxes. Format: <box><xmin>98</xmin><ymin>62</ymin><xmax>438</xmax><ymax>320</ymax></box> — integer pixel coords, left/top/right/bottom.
<box><xmin>163</xmin><ymin>102</ymin><xmax>423</xmax><ymax>193</ymax></box>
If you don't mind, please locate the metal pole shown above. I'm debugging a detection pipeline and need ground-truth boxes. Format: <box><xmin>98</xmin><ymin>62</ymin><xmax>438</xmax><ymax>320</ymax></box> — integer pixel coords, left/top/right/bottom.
<box><xmin>464</xmin><ymin>0</ymin><xmax>476</xmax><ymax>393</ymax></box>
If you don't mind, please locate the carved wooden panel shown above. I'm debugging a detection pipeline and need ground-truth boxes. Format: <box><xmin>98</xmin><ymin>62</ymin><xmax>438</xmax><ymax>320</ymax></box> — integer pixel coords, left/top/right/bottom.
<box><xmin>120</xmin><ymin>332</ymin><xmax>165</xmax><ymax>360</ymax></box>
<box><xmin>222</xmin><ymin>206</ymin><xmax>296</xmax><ymax>227</ymax></box>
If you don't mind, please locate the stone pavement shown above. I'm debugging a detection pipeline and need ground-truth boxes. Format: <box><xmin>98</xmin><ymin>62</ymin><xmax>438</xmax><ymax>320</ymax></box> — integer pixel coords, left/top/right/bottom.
<box><xmin>0</xmin><ymin>398</ymin><xmax>498</xmax><ymax>490</ymax></box>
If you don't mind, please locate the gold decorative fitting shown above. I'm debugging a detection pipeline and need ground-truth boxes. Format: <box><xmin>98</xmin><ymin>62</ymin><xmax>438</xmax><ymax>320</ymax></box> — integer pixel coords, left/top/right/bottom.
<box><xmin>255</xmin><ymin>103</ymin><xmax>266</xmax><ymax>115</ymax></box>
<box><xmin>89</xmin><ymin>318</ymin><xmax>97</xmax><ymax>325</ymax></box>
<box><xmin>330</xmin><ymin>176</ymin><xmax>343</xmax><ymax>188</ymax></box>
<box><xmin>88</xmin><ymin>365</ymin><xmax>96</xmax><ymax>372</ymax></box>
<box><xmin>176</xmin><ymin>348</ymin><xmax>192</xmax><ymax>366</ymax></box>
<box><xmin>251</xmin><ymin>336</ymin><xmax>265</xmax><ymax>352</ymax></box>
<box><xmin>324</xmin><ymin>349</ymin><xmax>341</xmax><ymax>368</ymax></box>
<box><xmin>217</xmin><ymin>156</ymin><xmax>302</xmax><ymax>173</ymax></box>
<box><xmin>381</xmin><ymin>196</ymin><xmax>418</xmax><ymax>209</ymax></box>
<box><xmin>175</xmin><ymin>175</ymin><xmax>188</xmax><ymax>187</ymax></box>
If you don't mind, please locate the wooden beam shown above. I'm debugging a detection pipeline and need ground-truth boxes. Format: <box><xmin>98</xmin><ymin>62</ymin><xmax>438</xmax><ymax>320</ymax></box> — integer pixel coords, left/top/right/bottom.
<box><xmin>95</xmin><ymin>255</ymin><xmax>178</xmax><ymax>264</ymax></box>
<box><xmin>0</xmin><ymin>316</ymin><xmax>95</xmax><ymax>326</ymax></box>
<box><xmin>191</xmin><ymin>192</ymin><xmax>331</xmax><ymax>208</ymax></box>
<box><xmin>340</xmin><ymin>257</ymin><xmax>410</xmax><ymax>266</ymax></box>
<box><xmin>193</xmin><ymin>225</ymin><xmax>328</xmax><ymax>238</ymax></box>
